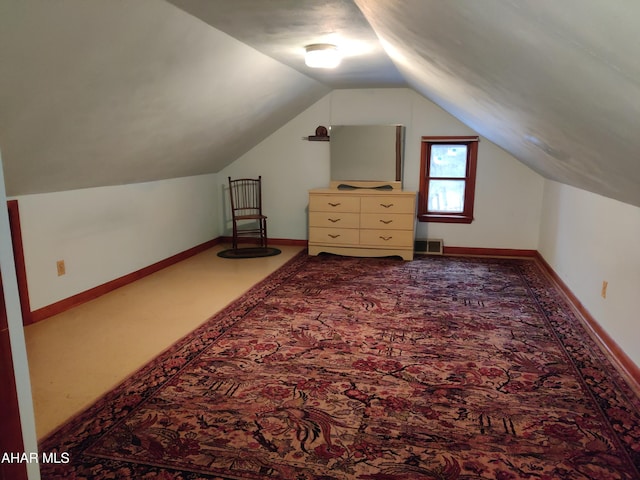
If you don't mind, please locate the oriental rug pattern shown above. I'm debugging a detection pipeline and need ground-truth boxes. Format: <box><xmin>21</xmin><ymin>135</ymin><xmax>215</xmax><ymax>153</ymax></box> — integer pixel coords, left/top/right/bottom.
<box><xmin>39</xmin><ymin>253</ymin><xmax>640</xmax><ymax>479</ymax></box>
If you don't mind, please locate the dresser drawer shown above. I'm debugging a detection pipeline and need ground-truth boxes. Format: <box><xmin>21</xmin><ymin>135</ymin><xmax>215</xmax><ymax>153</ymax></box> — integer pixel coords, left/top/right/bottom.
<box><xmin>361</xmin><ymin>195</ymin><xmax>415</xmax><ymax>214</ymax></box>
<box><xmin>360</xmin><ymin>213</ymin><xmax>414</xmax><ymax>230</ymax></box>
<box><xmin>309</xmin><ymin>212</ymin><xmax>360</xmax><ymax>228</ymax></box>
<box><xmin>360</xmin><ymin>229</ymin><xmax>414</xmax><ymax>247</ymax></box>
<box><xmin>309</xmin><ymin>227</ymin><xmax>359</xmax><ymax>245</ymax></box>
<box><xmin>309</xmin><ymin>195</ymin><xmax>360</xmax><ymax>213</ymax></box>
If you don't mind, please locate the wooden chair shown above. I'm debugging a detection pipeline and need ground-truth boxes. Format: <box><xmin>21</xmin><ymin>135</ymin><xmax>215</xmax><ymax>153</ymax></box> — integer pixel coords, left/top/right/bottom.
<box><xmin>228</xmin><ymin>176</ymin><xmax>268</xmax><ymax>250</ymax></box>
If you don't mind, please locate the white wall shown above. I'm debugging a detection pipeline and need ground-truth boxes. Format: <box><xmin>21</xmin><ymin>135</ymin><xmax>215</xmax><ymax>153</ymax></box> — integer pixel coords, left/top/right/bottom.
<box><xmin>222</xmin><ymin>88</ymin><xmax>544</xmax><ymax>249</ymax></box>
<box><xmin>538</xmin><ymin>180</ymin><xmax>640</xmax><ymax>368</ymax></box>
<box><xmin>14</xmin><ymin>174</ymin><xmax>221</xmax><ymax>310</ymax></box>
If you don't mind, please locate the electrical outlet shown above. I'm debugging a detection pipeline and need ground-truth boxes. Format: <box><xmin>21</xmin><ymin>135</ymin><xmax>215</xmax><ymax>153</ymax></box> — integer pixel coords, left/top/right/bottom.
<box><xmin>601</xmin><ymin>280</ymin><xmax>608</xmax><ymax>299</ymax></box>
<box><xmin>56</xmin><ymin>260</ymin><xmax>66</xmax><ymax>276</ymax></box>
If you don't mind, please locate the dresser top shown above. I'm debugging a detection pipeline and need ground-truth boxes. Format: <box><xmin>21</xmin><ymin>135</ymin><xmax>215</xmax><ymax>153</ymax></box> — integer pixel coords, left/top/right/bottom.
<box><xmin>310</xmin><ymin>187</ymin><xmax>416</xmax><ymax>196</ymax></box>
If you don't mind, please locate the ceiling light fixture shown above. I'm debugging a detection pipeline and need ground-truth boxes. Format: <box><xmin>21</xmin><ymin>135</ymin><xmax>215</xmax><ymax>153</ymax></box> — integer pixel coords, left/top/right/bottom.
<box><xmin>304</xmin><ymin>43</ymin><xmax>341</xmax><ymax>69</ymax></box>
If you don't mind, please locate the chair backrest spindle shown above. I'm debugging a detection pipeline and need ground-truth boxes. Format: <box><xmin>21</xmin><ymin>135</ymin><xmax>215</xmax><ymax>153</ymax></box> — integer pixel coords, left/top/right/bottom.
<box><xmin>228</xmin><ymin>177</ymin><xmax>263</xmax><ymax>216</ymax></box>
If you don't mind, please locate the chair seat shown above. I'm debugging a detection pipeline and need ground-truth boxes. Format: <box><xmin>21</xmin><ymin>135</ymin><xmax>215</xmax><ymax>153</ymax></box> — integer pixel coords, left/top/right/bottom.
<box><xmin>235</xmin><ymin>214</ymin><xmax>267</xmax><ymax>221</ymax></box>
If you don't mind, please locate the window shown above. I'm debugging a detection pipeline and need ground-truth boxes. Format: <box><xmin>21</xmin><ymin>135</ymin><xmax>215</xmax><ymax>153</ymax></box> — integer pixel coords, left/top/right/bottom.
<box><xmin>418</xmin><ymin>136</ymin><xmax>479</xmax><ymax>223</ymax></box>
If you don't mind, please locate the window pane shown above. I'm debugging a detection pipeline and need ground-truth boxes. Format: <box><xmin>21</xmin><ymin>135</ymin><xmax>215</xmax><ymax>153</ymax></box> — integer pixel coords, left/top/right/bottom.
<box><xmin>428</xmin><ymin>180</ymin><xmax>466</xmax><ymax>213</ymax></box>
<box><xmin>429</xmin><ymin>144</ymin><xmax>467</xmax><ymax>178</ymax></box>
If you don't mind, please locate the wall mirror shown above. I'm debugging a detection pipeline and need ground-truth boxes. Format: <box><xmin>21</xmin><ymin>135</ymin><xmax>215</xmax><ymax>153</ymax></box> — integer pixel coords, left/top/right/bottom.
<box><xmin>330</xmin><ymin>125</ymin><xmax>405</xmax><ymax>183</ymax></box>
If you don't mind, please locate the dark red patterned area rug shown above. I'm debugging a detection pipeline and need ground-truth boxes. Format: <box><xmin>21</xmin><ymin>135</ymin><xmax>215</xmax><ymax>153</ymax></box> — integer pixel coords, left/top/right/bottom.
<box><xmin>39</xmin><ymin>252</ymin><xmax>640</xmax><ymax>479</ymax></box>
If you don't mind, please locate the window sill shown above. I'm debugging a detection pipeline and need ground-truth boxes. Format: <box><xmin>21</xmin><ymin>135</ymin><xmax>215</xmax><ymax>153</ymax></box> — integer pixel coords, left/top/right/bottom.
<box><xmin>417</xmin><ymin>214</ymin><xmax>473</xmax><ymax>224</ymax></box>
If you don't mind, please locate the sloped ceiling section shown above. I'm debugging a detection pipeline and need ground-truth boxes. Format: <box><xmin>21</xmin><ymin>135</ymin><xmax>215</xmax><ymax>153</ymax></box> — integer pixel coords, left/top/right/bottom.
<box><xmin>356</xmin><ymin>0</ymin><xmax>640</xmax><ymax>207</ymax></box>
<box><xmin>0</xmin><ymin>0</ymin><xmax>329</xmax><ymax>196</ymax></box>
<box><xmin>2</xmin><ymin>1</ymin><xmax>639</xmax><ymax>208</ymax></box>
<box><xmin>168</xmin><ymin>0</ymin><xmax>406</xmax><ymax>89</ymax></box>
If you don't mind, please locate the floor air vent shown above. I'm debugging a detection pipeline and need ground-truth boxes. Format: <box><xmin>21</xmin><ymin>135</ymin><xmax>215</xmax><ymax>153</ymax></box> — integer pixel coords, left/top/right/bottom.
<box><xmin>415</xmin><ymin>238</ymin><xmax>444</xmax><ymax>255</ymax></box>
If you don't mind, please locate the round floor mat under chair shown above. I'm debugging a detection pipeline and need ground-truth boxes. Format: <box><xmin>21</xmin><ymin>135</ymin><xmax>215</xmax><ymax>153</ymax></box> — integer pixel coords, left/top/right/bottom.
<box><xmin>217</xmin><ymin>247</ymin><xmax>282</xmax><ymax>259</ymax></box>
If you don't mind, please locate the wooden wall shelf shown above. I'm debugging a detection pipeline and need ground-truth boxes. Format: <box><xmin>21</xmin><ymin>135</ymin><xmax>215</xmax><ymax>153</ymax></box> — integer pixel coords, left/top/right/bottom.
<box><xmin>306</xmin><ymin>125</ymin><xmax>330</xmax><ymax>141</ymax></box>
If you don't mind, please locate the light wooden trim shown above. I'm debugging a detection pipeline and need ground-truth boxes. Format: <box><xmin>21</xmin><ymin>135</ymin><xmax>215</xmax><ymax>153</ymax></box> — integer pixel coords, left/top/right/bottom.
<box><xmin>329</xmin><ymin>180</ymin><xmax>402</xmax><ymax>190</ymax></box>
<box><xmin>308</xmin><ymin>244</ymin><xmax>414</xmax><ymax>261</ymax></box>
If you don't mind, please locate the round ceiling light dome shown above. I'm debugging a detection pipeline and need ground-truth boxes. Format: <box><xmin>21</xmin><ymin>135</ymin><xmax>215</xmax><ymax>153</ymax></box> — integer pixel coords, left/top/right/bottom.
<box><xmin>304</xmin><ymin>43</ymin><xmax>342</xmax><ymax>69</ymax></box>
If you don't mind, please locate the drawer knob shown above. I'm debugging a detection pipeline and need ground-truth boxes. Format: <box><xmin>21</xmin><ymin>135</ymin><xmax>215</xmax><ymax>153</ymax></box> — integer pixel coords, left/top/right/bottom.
<box><xmin>328</xmin><ymin>202</ymin><xmax>341</xmax><ymax>207</ymax></box>
<box><xmin>328</xmin><ymin>234</ymin><xmax>341</xmax><ymax>239</ymax></box>
<box><xmin>380</xmin><ymin>203</ymin><xmax>394</xmax><ymax>208</ymax></box>
<box><xmin>328</xmin><ymin>218</ymin><xmax>341</xmax><ymax>223</ymax></box>
<box><xmin>379</xmin><ymin>219</ymin><xmax>393</xmax><ymax>224</ymax></box>
<box><xmin>379</xmin><ymin>236</ymin><xmax>392</xmax><ymax>241</ymax></box>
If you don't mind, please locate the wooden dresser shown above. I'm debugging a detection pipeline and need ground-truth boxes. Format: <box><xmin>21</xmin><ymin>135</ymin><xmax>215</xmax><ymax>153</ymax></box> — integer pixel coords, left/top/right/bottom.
<box><xmin>308</xmin><ymin>181</ymin><xmax>416</xmax><ymax>260</ymax></box>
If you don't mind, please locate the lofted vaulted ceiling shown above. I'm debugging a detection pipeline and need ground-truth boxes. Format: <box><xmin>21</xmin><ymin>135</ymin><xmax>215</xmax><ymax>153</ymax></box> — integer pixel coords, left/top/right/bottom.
<box><xmin>1</xmin><ymin>0</ymin><xmax>639</xmax><ymax>207</ymax></box>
